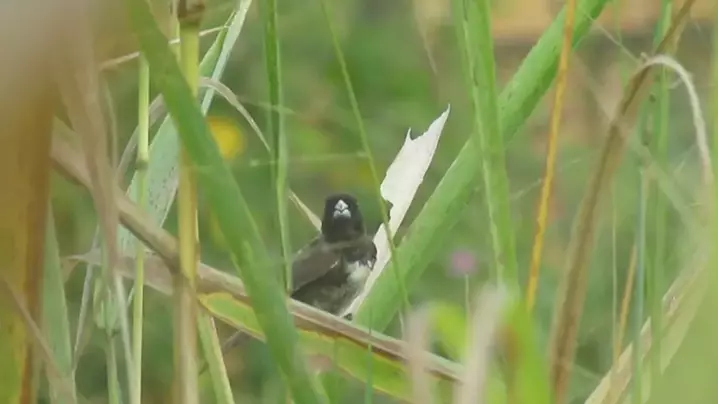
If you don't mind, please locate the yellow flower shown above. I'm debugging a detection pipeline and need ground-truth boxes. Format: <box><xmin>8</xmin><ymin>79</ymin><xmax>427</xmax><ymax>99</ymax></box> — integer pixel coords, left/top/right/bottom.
<box><xmin>207</xmin><ymin>115</ymin><xmax>244</xmax><ymax>160</ymax></box>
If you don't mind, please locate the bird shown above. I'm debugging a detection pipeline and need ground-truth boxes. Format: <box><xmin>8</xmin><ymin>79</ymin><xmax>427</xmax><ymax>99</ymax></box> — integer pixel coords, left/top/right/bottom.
<box><xmin>289</xmin><ymin>193</ymin><xmax>377</xmax><ymax>316</ymax></box>
<box><xmin>205</xmin><ymin>193</ymin><xmax>377</xmax><ymax>371</ymax></box>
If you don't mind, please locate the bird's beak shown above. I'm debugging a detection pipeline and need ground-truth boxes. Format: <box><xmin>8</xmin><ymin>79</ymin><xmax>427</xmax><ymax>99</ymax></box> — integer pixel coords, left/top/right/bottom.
<box><xmin>333</xmin><ymin>207</ymin><xmax>351</xmax><ymax>219</ymax></box>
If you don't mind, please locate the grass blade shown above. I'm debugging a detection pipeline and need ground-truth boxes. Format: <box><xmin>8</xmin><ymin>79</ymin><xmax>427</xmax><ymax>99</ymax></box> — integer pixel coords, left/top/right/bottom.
<box><xmin>261</xmin><ymin>0</ymin><xmax>292</xmax><ymax>292</ymax></box>
<box><xmin>131</xmin><ymin>52</ymin><xmax>150</xmax><ymax>404</ymax></box>
<box><xmin>42</xmin><ymin>208</ymin><xmax>78</xmax><ymax>403</ymax></box>
<box><xmin>197</xmin><ymin>313</ymin><xmax>234</xmax><ymax>404</ymax></box>
<box><xmin>526</xmin><ymin>0</ymin><xmax>576</xmax><ymax>309</ymax></box>
<box><xmin>124</xmin><ymin>0</ymin><xmax>325</xmax><ymax>402</ymax></box>
<box><xmin>454</xmin><ymin>0</ymin><xmax>518</xmax><ymax>286</ymax></box>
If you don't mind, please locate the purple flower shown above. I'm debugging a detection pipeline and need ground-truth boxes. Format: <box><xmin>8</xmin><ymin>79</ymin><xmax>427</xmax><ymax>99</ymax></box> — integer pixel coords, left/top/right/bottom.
<box><xmin>448</xmin><ymin>249</ymin><xmax>478</xmax><ymax>277</ymax></box>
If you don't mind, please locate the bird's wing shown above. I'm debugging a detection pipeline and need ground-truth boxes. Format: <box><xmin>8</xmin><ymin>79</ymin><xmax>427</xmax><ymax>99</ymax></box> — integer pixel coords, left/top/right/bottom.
<box><xmin>290</xmin><ymin>236</ymin><xmax>342</xmax><ymax>292</ymax></box>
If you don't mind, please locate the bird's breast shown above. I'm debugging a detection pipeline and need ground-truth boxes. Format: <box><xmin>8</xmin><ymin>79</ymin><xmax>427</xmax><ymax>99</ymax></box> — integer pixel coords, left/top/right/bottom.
<box><xmin>346</xmin><ymin>260</ymin><xmax>372</xmax><ymax>287</ymax></box>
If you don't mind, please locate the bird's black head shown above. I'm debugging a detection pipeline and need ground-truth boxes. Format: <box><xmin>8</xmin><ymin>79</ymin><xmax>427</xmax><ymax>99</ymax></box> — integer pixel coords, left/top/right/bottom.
<box><xmin>321</xmin><ymin>193</ymin><xmax>365</xmax><ymax>243</ymax></box>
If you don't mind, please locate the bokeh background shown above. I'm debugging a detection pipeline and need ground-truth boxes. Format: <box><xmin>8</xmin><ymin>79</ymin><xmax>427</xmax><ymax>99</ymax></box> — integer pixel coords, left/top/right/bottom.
<box><xmin>49</xmin><ymin>0</ymin><xmax>716</xmax><ymax>402</ymax></box>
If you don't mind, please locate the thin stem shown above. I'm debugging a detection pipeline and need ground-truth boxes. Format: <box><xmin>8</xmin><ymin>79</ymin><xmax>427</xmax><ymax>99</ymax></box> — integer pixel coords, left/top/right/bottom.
<box><xmin>175</xmin><ymin>2</ymin><xmax>203</xmax><ymax>402</ymax></box>
<box><xmin>131</xmin><ymin>55</ymin><xmax>150</xmax><ymax>404</ymax></box>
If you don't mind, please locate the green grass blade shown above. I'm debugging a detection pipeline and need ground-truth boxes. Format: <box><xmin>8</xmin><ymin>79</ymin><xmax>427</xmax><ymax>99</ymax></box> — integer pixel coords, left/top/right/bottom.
<box><xmin>633</xmin><ymin>168</ymin><xmax>648</xmax><ymax>404</ymax></box>
<box><xmin>714</xmin><ymin>0</ymin><xmax>718</xmax><ymax>249</ymax></box>
<box><xmin>648</xmin><ymin>0</ymin><xmax>672</xmax><ymax>387</ymax></box>
<box><xmin>261</xmin><ymin>0</ymin><xmax>292</xmax><ymax>290</ymax></box>
<box><xmin>42</xmin><ymin>207</ymin><xmax>78</xmax><ymax>403</ymax></box>
<box><xmin>131</xmin><ymin>54</ymin><xmax>150</xmax><ymax>404</ymax></box>
<box><xmin>453</xmin><ymin>0</ymin><xmax>518</xmax><ymax>285</ymax></box>
<box><xmin>197</xmin><ymin>313</ymin><xmax>234</xmax><ymax>404</ymax></box>
<box><xmin>354</xmin><ymin>0</ymin><xmax>611</xmax><ymax>331</ymax></box>
<box><xmin>124</xmin><ymin>1</ymin><xmax>325</xmax><ymax>402</ymax></box>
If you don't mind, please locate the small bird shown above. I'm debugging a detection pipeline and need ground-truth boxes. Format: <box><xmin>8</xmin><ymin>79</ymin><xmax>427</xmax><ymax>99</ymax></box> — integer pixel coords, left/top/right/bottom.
<box><xmin>206</xmin><ymin>194</ymin><xmax>377</xmax><ymax>370</ymax></box>
<box><xmin>289</xmin><ymin>193</ymin><xmax>377</xmax><ymax>316</ymax></box>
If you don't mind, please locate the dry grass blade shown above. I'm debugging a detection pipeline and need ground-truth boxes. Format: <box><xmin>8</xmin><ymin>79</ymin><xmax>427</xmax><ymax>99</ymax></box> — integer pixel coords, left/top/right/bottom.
<box><xmin>613</xmin><ymin>244</ymin><xmax>637</xmax><ymax>392</ymax></box>
<box><xmin>637</xmin><ymin>55</ymin><xmax>712</xmax><ymax>185</ymax></box>
<box><xmin>405</xmin><ymin>306</ymin><xmax>435</xmax><ymax>404</ymax></box>
<box><xmin>526</xmin><ymin>0</ymin><xmax>577</xmax><ymax>312</ymax></box>
<box><xmin>604</xmin><ymin>243</ymin><xmax>637</xmax><ymax>404</ymax></box>
<box><xmin>456</xmin><ymin>287</ymin><xmax>508</xmax><ymax>404</ymax></box>
<box><xmin>55</xmin><ymin>0</ymin><xmax>119</xmax><ymax>276</ymax></box>
<box><xmin>53</xmin><ymin>3</ymin><xmax>136</xmax><ymax>393</ymax></box>
<box><xmin>0</xmin><ymin>276</ymin><xmax>78</xmax><ymax>404</ymax></box>
<box><xmin>547</xmin><ymin>2</ymin><xmax>696</xmax><ymax>402</ymax></box>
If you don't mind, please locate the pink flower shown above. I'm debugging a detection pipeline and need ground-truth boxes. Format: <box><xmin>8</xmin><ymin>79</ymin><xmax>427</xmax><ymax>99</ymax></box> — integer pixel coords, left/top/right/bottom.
<box><xmin>449</xmin><ymin>249</ymin><xmax>477</xmax><ymax>276</ymax></box>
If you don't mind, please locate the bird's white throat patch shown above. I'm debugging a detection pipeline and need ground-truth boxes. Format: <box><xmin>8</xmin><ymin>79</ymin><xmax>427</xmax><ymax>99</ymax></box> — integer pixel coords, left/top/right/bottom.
<box><xmin>346</xmin><ymin>261</ymin><xmax>371</xmax><ymax>286</ymax></box>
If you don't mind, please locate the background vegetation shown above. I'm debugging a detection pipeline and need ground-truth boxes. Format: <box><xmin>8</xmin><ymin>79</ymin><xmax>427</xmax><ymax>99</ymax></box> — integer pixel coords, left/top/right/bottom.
<box><xmin>2</xmin><ymin>0</ymin><xmax>717</xmax><ymax>403</ymax></box>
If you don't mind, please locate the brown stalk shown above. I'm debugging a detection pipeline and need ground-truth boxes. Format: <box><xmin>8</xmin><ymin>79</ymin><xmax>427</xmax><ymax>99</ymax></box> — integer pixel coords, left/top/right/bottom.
<box><xmin>71</xmin><ymin>250</ymin><xmax>463</xmax><ymax>384</ymax></box>
<box><xmin>547</xmin><ymin>1</ymin><xmax>696</xmax><ymax>402</ymax></box>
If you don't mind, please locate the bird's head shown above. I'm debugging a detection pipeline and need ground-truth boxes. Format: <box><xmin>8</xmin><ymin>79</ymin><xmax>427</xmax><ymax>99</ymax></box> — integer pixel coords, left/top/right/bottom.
<box><xmin>321</xmin><ymin>193</ymin><xmax>365</xmax><ymax>243</ymax></box>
